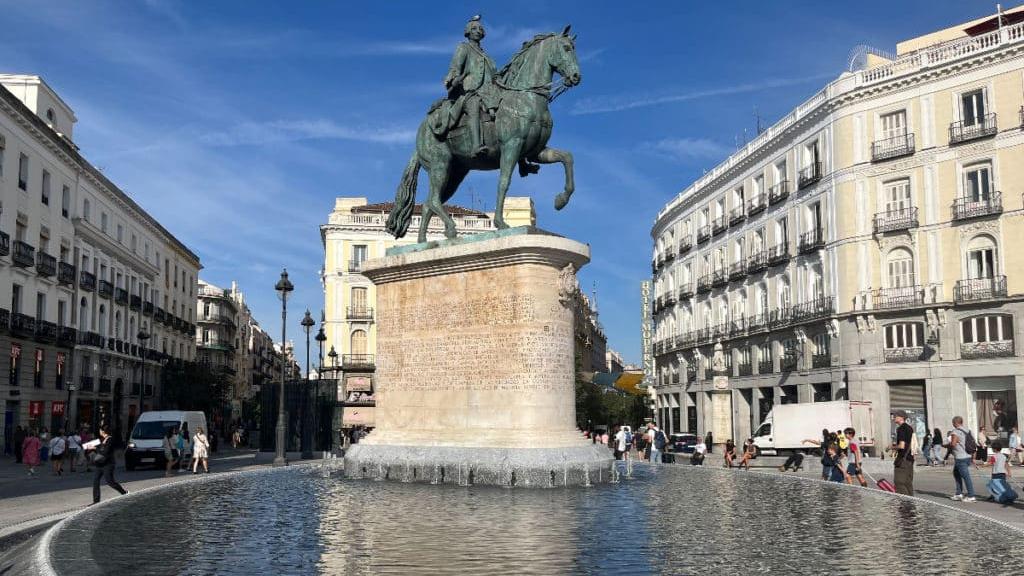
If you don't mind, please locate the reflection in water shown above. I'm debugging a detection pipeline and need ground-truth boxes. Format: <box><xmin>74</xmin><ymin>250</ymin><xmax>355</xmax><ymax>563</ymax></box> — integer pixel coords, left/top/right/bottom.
<box><xmin>49</xmin><ymin>465</ymin><xmax>1020</xmax><ymax>575</ymax></box>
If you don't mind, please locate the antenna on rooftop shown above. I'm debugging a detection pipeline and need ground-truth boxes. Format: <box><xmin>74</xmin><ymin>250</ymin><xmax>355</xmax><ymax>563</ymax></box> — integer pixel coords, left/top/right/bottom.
<box><xmin>754</xmin><ymin>106</ymin><xmax>765</xmax><ymax>135</ymax></box>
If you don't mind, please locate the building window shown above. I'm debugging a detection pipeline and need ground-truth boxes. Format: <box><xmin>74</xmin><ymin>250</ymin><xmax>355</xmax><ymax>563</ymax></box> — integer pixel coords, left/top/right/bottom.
<box><xmin>880</xmin><ymin>110</ymin><xmax>907</xmax><ymax>140</ymax></box>
<box><xmin>350</xmin><ymin>330</ymin><xmax>367</xmax><ymax>355</ymax></box>
<box><xmin>202</xmin><ymin>328</ymin><xmax>210</xmax><ymax>343</ymax></box>
<box><xmin>961</xmin><ymin>89</ymin><xmax>986</xmax><ymax>127</ymax></box>
<box><xmin>101</xmin><ymin>212</ymin><xmax>108</xmax><ymax>233</ymax></box>
<box><xmin>885</xmin><ymin>323</ymin><xmax>924</xmax><ymax>349</ymax></box>
<box><xmin>887</xmin><ymin>248</ymin><xmax>915</xmax><ymax>288</ymax></box>
<box><xmin>960</xmin><ymin>315</ymin><xmax>1013</xmax><ymax>344</ymax></box>
<box><xmin>351</xmin><ymin>287</ymin><xmax>368</xmax><ymax>313</ymax></box>
<box><xmin>36</xmin><ymin>293</ymin><xmax>46</xmax><ymax>321</ymax></box>
<box><xmin>352</xmin><ymin>245</ymin><xmax>368</xmax><ymax>266</ymax></box>
<box><xmin>61</xmin><ymin>185</ymin><xmax>70</xmax><ymax>218</ymax></box>
<box><xmin>884</xmin><ymin>179</ymin><xmax>911</xmax><ymax>213</ymax></box>
<box><xmin>776</xmin><ymin>217</ymin><xmax>788</xmax><ymax>244</ymax></box>
<box><xmin>813</xmin><ymin>333</ymin><xmax>829</xmax><ymax>356</ymax></box>
<box><xmin>83</xmin><ymin>198</ymin><xmax>90</xmax><ymax>221</ymax></box>
<box><xmin>11</xmin><ymin>284</ymin><xmax>22</xmax><ymax>314</ymax></box>
<box><xmin>33</xmin><ymin>349</ymin><xmax>44</xmax><ymax>388</ymax></box>
<box><xmin>778</xmin><ymin>277</ymin><xmax>791</xmax><ymax>310</ymax></box>
<box><xmin>116</xmin><ymin>224</ymin><xmax>123</xmax><ymax>243</ymax></box>
<box><xmin>41</xmin><ymin>170</ymin><xmax>50</xmax><ymax>205</ymax></box>
<box><xmin>46</xmin><ymin>108</ymin><xmax>55</xmax><ymax>125</ymax></box>
<box><xmin>963</xmin><ymin>164</ymin><xmax>993</xmax><ymax>203</ymax></box>
<box><xmin>966</xmin><ymin>235</ymin><xmax>997</xmax><ymax>279</ymax></box>
<box><xmin>774</xmin><ymin>160</ymin><xmax>787</xmax><ymax>183</ymax></box>
<box><xmin>18</xmin><ymin>153</ymin><xmax>28</xmax><ymax>190</ymax></box>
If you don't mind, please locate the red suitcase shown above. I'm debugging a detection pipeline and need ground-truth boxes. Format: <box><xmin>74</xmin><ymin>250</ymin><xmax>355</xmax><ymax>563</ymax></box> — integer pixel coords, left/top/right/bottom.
<box><xmin>876</xmin><ymin>478</ymin><xmax>897</xmax><ymax>493</ymax></box>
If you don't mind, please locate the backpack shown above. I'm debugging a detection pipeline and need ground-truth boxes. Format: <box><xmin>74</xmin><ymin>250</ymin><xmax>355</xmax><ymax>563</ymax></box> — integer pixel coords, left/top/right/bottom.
<box><xmin>962</xmin><ymin>429</ymin><xmax>978</xmax><ymax>455</ymax></box>
<box><xmin>654</xmin><ymin>430</ymin><xmax>667</xmax><ymax>450</ymax></box>
<box><xmin>625</xmin><ymin>432</ymin><xmax>633</xmax><ymax>445</ymax></box>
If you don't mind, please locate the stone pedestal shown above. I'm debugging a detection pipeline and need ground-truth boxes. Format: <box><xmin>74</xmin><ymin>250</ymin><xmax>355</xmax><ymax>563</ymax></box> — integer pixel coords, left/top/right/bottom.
<box><xmin>344</xmin><ymin>227</ymin><xmax>612</xmax><ymax>487</ymax></box>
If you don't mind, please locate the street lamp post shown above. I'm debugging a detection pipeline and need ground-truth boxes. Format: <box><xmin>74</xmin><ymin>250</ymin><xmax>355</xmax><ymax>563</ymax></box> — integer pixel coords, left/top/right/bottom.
<box><xmin>137</xmin><ymin>328</ymin><xmax>151</xmax><ymax>433</ymax></box>
<box><xmin>315</xmin><ymin>322</ymin><xmax>326</xmax><ymax>452</ymax></box>
<box><xmin>274</xmin><ymin>269</ymin><xmax>294</xmax><ymax>467</ymax></box>
<box><xmin>328</xmin><ymin>345</ymin><xmax>339</xmax><ymax>451</ymax></box>
<box><xmin>300</xmin><ymin>309</ymin><xmax>315</xmax><ymax>459</ymax></box>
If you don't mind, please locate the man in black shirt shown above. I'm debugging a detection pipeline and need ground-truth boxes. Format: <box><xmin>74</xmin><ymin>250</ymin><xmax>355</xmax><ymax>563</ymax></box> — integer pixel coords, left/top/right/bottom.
<box><xmin>892</xmin><ymin>410</ymin><xmax>915</xmax><ymax>495</ymax></box>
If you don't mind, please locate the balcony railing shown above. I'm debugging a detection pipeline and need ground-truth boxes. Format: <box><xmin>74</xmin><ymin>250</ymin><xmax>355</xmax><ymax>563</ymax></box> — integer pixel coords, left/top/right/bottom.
<box><xmin>729</xmin><ymin>261</ymin><xmax>747</xmax><ymax>281</ymax></box>
<box><xmin>342</xmin><ymin>354</ymin><xmax>376</xmax><ymax>370</ymax></box>
<box><xmin>664</xmin><ymin>248</ymin><xmax>676</xmax><ymax>262</ymax></box>
<box><xmin>36</xmin><ymin>252</ymin><xmax>56</xmax><ymax>277</ymax></box>
<box><xmin>758</xmin><ymin>360</ymin><xmax>773</xmax><ymax>374</ymax></box>
<box><xmin>798</xmin><ymin>162</ymin><xmax>822</xmax><ymax>189</ymax></box>
<box><xmin>791</xmin><ymin>297</ymin><xmax>834</xmax><ymax>323</ymax></box>
<box><xmin>729</xmin><ymin>318</ymin><xmax>746</xmax><ymax>337</ymax></box>
<box><xmin>961</xmin><ymin>340</ymin><xmax>1014</xmax><ymax>360</ymax></box>
<box><xmin>0</xmin><ymin>308</ymin><xmax>8</xmax><ymax>332</ymax></box>
<box><xmin>780</xmin><ymin>354</ymin><xmax>798</xmax><ymax>372</ymax></box>
<box><xmin>130</xmin><ymin>295</ymin><xmax>142</xmax><ymax>310</ymax></box>
<box><xmin>747</xmin><ymin>313</ymin><xmax>767</xmax><ymax>333</ymax></box>
<box><xmin>697</xmin><ymin>225</ymin><xmax>711</xmax><ymax>243</ymax></box>
<box><xmin>78</xmin><ymin>331</ymin><xmax>103</xmax><ymax>348</ymax></box>
<box><xmin>884</xmin><ymin>347</ymin><xmax>924</xmax><ymax>363</ymax></box>
<box><xmin>98</xmin><ymin>378</ymin><xmax>112</xmax><ymax>395</ymax></box>
<box><xmin>155</xmin><ymin>308</ymin><xmax>166</xmax><ymax>323</ymax></box>
<box><xmin>871</xmin><ymin>132</ymin><xmax>915</xmax><ymax>162</ymax></box>
<box><xmin>737</xmin><ymin>363</ymin><xmax>753</xmax><ymax>377</ymax></box>
<box><xmin>873</xmin><ymin>286</ymin><xmax>923</xmax><ymax>310</ymax></box>
<box><xmin>798</xmin><ymin>229</ymin><xmax>825</xmax><ymax>254</ymax></box>
<box><xmin>697</xmin><ymin>275</ymin><xmax>712</xmax><ymax>293</ymax></box>
<box><xmin>711</xmin><ymin>323</ymin><xmax>729</xmax><ymax>339</ymax></box>
<box><xmin>678</xmin><ymin>283</ymin><xmax>693</xmax><ymax>299</ymax></box>
<box><xmin>729</xmin><ymin>206</ymin><xmax>746</xmax><ymax>226</ymax></box>
<box><xmin>949</xmin><ymin>113</ymin><xmax>997</xmax><ymax>145</ymax></box>
<box><xmin>114</xmin><ymin>288</ymin><xmax>129</xmax><ymax>305</ymax></box>
<box><xmin>712</xmin><ymin>269</ymin><xmax>728</xmax><ymax>287</ymax></box>
<box><xmin>952</xmin><ymin>192</ymin><xmax>1002</xmax><ymax>221</ymax></box>
<box><xmin>712</xmin><ymin>216</ymin><xmax>727</xmax><ymax>236</ymax></box>
<box><xmin>747</xmin><ymin>251</ymin><xmax>767</xmax><ymax>274</ymax></box>
<box><xmin>57</xmin><ymin>326</ymin><xmax>76</xmax><ymax>348</ymax></box>
<box><xmin>98</xmin><ymin>280</ymin><xmax>114</xmax><ymax>298</ymax></box>
<box><xmin>768</xmin><ymin>181</ymin><xmax>790</xmax><ymax>205</ymax></box>
<box><xmin>80</xmin><ymin>271</ymin><xmax>96</xmax><ymax>292</ymax></box>
<box><xmin>873</xmin><ymin>207</ymin><xmax>919</xmax><ymax>233</ymax></box>
<box><xmin>11</xmin><ymin>313</ymin><xmax>35</xmax><ymax>337</ymax></box>
<box><xmin>12</xmin><ymin>240</ymin><xmax>35</xmax><ymax>268</ymax></box>
<box><xmin>80</xmin><ymin>377</ymin><xmax>94</xmax><ymax>392</ymax></box>
<box><xmin>954</xmin><ymin>276</ymin><xmax>1007</xmax><ymax>303</ymax></box>
<box><xmin>769</xmin><ymin>307</ymin><xmax>792</xmax><ymax>329</ymax></box>
<box><xmin>35</xmin><ymin>321</ymin><xmax>57</xmax><ymax>343</ymax></box>
<box><xmin>747</xmin><ymin>195</ymin><xmax>767</xmax><ymax>216</ymax></box>
<box><xmin>143</xmin><ymin>301</ymin><xmax>154</xmax><ymax>316</ymax></box>
<box><xmin>57</xmin><ymin>262</ymin><xmax>76</xmax><ymax>285</ymax></box>
<box><xmin>0</xmin><ymin>230</ymin><xmax>8</xmax><ymax>256</ymax></box>
<box><xmin>812</xmin><ymin>353</ymin><xmax>831</xmax><ymax>369</ymax></box>
<box><xmin>678</xmin><ymin>238</ymin><xmax>692</xmax><ymax>254</ymax></box>
<box><xmin>767</xmin><ymin>242</ymin><xmax>789</xmax><ymax>266</ymax></box>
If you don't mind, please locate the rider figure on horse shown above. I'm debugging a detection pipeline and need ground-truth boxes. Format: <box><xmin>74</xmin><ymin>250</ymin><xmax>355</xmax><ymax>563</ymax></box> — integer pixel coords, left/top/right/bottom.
<box><xmin>444</xmin><ymin>15</ymin><xmax>500</xmax><ymax>158</ymax></box>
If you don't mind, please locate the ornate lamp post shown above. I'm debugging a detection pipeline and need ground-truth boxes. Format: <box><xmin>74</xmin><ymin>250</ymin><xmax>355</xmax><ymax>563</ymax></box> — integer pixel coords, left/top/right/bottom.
<box><xmin>328</xmin><ymin>345</ymin><xmax>339</xmax><ymax>451</ymax></box>
<box><xmin>300</xmin><ymin>309</ymin><xmax>315</xmax><ymax>459</ymax></box>
<box><xmin>315</xmin><ymin>322</ymin><xmax>326</xmax><ymax>451</ymax></box>
<box><xmin>273</xmin><ymin>269</ymin><xmax>294</xmax><ymax>467</ymax></box>
<box><xmin>136</xmin><ymin>327</ymin><xmax>150</xmax><ymax>432</ymax></box>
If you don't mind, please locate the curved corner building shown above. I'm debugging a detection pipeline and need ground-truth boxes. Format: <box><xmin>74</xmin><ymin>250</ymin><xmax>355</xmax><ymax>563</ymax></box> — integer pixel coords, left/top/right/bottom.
<box><xmin>650</xmin><ymin>8</ymin><xmax>1024</xmax><ymax>448</ymax></box>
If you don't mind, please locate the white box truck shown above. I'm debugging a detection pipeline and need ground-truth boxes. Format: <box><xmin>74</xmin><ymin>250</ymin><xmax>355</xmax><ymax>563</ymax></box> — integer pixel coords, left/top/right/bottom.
<box><xmin>753</xmin><ymin>401</ymin><xmax>875</xmax><ymax>456</ymax></box>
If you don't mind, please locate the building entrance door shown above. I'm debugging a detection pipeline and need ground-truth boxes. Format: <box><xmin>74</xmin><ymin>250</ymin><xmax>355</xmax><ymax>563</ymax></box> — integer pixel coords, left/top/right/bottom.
<box><xmin>965</xmin><ymin>376</ymin><xmax>1017</xmax><ymax>441</ymax></box>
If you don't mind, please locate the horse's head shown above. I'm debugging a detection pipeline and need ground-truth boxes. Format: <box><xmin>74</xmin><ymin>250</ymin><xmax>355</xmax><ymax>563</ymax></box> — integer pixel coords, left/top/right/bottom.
<box><xmin>548</xmin><ymin>25</ymin><xmax>581</xmax><ymax>87</ymax></box>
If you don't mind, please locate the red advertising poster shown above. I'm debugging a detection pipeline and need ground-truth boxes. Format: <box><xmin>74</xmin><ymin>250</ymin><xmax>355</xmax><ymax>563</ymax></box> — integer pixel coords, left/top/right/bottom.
<box><xmin>28</xmin><ymin>400</ymin><xmax>44</xmax><ymax>418</ymax></box>
<box><xmin>52</xmin><ymin>401</ymin><xmax>66</xmax><ymax>416</ymax></box>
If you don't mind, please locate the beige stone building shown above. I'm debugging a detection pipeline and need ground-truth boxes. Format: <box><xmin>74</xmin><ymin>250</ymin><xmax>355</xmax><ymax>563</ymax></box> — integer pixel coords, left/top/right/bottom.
<box><xmin>650</xmin><ymin>8</ymin><xmax>1024</xmax><ymax>447</ymax></box>
<box><xmin>320</xmin><ymin>197</ymin><xmax>535</xmax><ymax>430</ymax></box>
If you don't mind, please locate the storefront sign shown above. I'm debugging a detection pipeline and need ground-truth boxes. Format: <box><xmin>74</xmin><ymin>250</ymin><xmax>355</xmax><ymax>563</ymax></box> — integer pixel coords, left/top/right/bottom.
<box><xmin>28</xmin><ymin>400</ymin><xmax>44</xmax><ymax>418</ymax></box>
<box><xmin>346</xmin><ymin>376</ymin><xmax>372</xmax><ymax>392</ymax></box>
<box><xmin>52</xmin><ymin>401</ymin><xmax>66</xmax><ymax>416</ymax></box>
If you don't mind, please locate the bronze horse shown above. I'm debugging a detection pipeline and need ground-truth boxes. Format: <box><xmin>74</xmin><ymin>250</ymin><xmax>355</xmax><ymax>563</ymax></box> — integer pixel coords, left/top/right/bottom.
<box><xmin>386</xmin><ymin>27</ymin><xmax>581</xmax><ymax>243</ymax></box>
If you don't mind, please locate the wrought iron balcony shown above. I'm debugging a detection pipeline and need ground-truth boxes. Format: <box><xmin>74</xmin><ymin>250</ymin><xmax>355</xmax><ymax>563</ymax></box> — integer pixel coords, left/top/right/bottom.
<box><xmin>873</xmin><ymin>286</ymin><xmax>923</xmax><ymax>310</ymax></box>
<box><xmin>12</xmin><ymin>240</ymin><xmax>35</xmax><ymax>268</ymax></box>
<box><xmin>98</xmin><ymin>280</ymin><xmax>114</xmax><ymax>298</ymax></box>
<box><xmin>143</xmin><ymin>301</ymin><xmax>154</xmax><ymax>316</ymax></box>
<box><xmin>949</xmin><ymin>113</ymin><xmax>997</xmax><ymax>145</ymax></box>
<box><xmin>685</xmin><ymin>365</ymin><xmax>697</xmax><ymax>383</ymax></box>
<box><xmin>737</xmin><ymin>363</ymin><xmax>753</xmax><ymax>377</ymax></box>
<box><xmin>0</xmin><ymin>230</ymin><xmax>8</xmax><ymax>256</ymax></box>
<box><xmin>697</xmin><ymin>225</ymin><xmax>711</xmax><ymax>244</ymax></box>
<box><xmin>711</xmin><ymin>322</ymin><xmax>729</xmax><ymax>339</ymax></box>
<box><xmin>57</xmin><ymin>262</ymin><xmax>76</xmax><ymax>285</ymax></box>
<box><xmin>812</xmin><ymin>353</ymin><xmax>831</xmax><ymax>369</ymax></box>
<box><xmin>780</xmin><ymin>354</ymin><xmax>798</xmax><ymax>372</ymax></box>
<box><xmin>961</xmin><ymin>340</ymin><xmax>1014</xmax><ymax>360</ymax></box>
<box><xmin>729</xmin><ymin>261</ymin><xmax>747</xmax><ymax>281</ymax></box>
<box><xmin>712</xmin><ymin>269</ymin><xmax>728</xmax><ymax>287</ymax></box>
<box><xmin>768</xmin><ymin>181</ymin><xmax>790</xmax><ymax>205</ymax></box>
<box><xmin>791</xmin><ymin>297</ymin><xmax>834</xmax><ymax>323</ymax></box>
<box><xmin>954</xmin><ymin>276</ymin><xmax>1007</xmax><ymax>303</ymax></box>
<box><xmin>798</xmin><ymin>229</ymin><xmax>825</xmax><ymax>254</ymax></box>
<box><xmin>78</xmin><ymin>331</ymin><xmax>103</xmax><ymax>348</ymax></box>
<box><xmin>729</xmin><ymin>318</ymin><xmax>746</xmax><ymax>337</ymax></box>
<box><xmin>342</xmin><ymin>354</ymin><xmax>376</xmax><ymax>370</ymax></box>
<box><xmin>11</xmin><ymin>313</ymin><xmax>35</xmax><ymax>337</ymax></box>
<box><xmin>873</xmin><ymin>207</ymin><xmax>919</xmax><ymax>233</ymax></box>
<box><xmin>79</xmin><ymin>271</ymin><xmax>96</xmax><ymax>292</ymax></box>
<box><xmin>155</xmin><ymin>308</ymin><xmax>166</xmax><ymax>323</ymax></box>
<box><xmin>871</xmin><ymin>132</ymin><xmax>915</xmax><ymax>162</ymax></box>
<box><xmin>712</xmin><ymin>216</ymin><xmax>727</xmax><ymax>236</ymax></box>
<box><xmin>952</xmin><ymin>192</ymin><xmax>1002</xmax><ymax>221</ymax></box>
<box><xmin>769</xmin><ymin>307</ymin><xmax>792</xmax><ymax>329</ymax></box>
<box><xmin>747</xmin><ymin>313</ymin><xmax>767</xmax><ymax>333</ymax></box>
<box><xmin>0</xmin><ymin>308</ymin><xmax>8</xmax><ymax>332</ymax></box>
<box><xmin>747</xmin><ymin>195</ymin><xmax>767</xmax><ymax>216</ymax></box>
<box><xmin>664</xmin><ymin>248</ymin><xmax>676</xmax><ymax>263</ymax></box>
<box><xmin>98</xmin><ymin>378</ymin><xmax>112</xmax><ymax>395</ymax></box>
<box><xmin>729</xmin><ymin>206</ymin><xmax>746</xmax><ymax>226</ymax></box>
<box><xmin>35</xmin><ymin>251</ymin><xmax>56</xmax><ymax>277</ymax></box>
<box><xmin>767</xmin><ymin>242</ymin><xmax>789</xmax><ymax>266</ymax></box>
<box><xmin>114</xmin><ymin>288</ymin><xmax>129</xmax><ymax>305</ymax></box>
<box><xmin>130</xmin><ymin>295</ymin><xmax>142</xmax><ymax>310</ymax></box>
<box><xmin>678</xmin><ymin>283</ymin><xmax>693</xmax><ymax>299</ymax></box>
<box><xmin>678</xmin><ymin>238</ymin><xmax>692</xmax><ymax>254</ymax></box>
<box><xmin>80</xmin><ymin>376</ymin><xmax>94</xmax><ymax>392</ymax></box>
<box><xmin>57</xmin><ymin>326</ymin><xmax>77</xmax><ymax>348</ymax></box>
<box><xmin>665</xmin><ymin>293</ymin><xmax>677</xmax><ymax>306</ymax></box>
<box><xmin>798</xmin><ymin>162</ymin><xmax>822</xmax><ymax>189</ymax></box>
<box><xmin>697</xmin><ymin>274</ymin><xmax>713</xmax><ymax>293</ymax></box>
<box><xmin>163</xmin><ymin>312</ymin><xmax>175</xmax><ymax>326</ymax></box>
<box><xmin>758</xmin><ymin>360</ymin><xmax>773</xmax><ymax>374</ymax></box>
<box><xmin>35</xmin><ymin>320</ymin><xmax>57</xmax><ymax>343</ymax></box>
<box><xmin>747</xmin><ymin>251</ymin><xmax>767</xmax><ymax>274</ymax></box>
<box><xmin>884</xmin><ymin>347</ymin><xmax>924</xmax><ymax>363</ymax></box>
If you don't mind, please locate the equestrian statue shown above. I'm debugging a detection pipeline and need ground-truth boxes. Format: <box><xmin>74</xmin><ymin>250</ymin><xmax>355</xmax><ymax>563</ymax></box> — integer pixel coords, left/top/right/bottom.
<box><xmin>386</xmin><ymin>16</ymin><xmax>582</xmax><ymax>243</ymax></box>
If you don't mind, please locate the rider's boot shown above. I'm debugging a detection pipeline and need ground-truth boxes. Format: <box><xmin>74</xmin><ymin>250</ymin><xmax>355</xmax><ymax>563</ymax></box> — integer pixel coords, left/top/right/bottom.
<box><xmin>518</xmin><ymin>159</ymin><xmax>540</xmax><ymax>177</ymax></box>
<box><xmin>468</xmin><ymin>104</ymin><xmax>490</xmax><ymax>158</ymax></box>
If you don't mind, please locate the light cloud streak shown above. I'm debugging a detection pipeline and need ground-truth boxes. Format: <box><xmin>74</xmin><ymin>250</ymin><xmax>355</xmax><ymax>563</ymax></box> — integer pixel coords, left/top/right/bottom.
<box><xmin>644</xmin><ymin>137</ymin><xmax>731</xmax><ymax>163</ymax></box>
<box><xmin>199</xmin><ymin>119</ymin><xmax>416</xmax><ymax>147</ymax></box>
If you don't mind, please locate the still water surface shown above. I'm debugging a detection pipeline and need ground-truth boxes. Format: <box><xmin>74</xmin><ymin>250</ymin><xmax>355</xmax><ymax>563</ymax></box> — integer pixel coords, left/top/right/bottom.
<box><xmin>49</xmin><ymin>464</ymin><xmax>1019</xmax><ymax>575</ymax></box>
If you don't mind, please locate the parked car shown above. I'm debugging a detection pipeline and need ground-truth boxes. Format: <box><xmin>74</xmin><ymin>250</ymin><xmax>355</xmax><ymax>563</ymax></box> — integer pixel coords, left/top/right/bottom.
<box><xmin>668</xmin><ymin>433</ymin><xmax>698</xmax><ymax>454</ymax></box>
<box><xmin>125</xmin><ymin>410</ymin><xmax>207</xmax><ymax>471</ymax></box>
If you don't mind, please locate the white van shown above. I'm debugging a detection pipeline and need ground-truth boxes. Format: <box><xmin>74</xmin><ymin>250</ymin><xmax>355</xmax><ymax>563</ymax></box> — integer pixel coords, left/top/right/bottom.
<box><xmin>125</xmin><ymin>410</ymin><xmax>207</xmax><ymax>470</ymax></box>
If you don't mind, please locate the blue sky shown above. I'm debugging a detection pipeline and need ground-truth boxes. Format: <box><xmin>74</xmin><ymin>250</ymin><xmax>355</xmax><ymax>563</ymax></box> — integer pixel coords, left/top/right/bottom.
<box><xmin>0</xmin><ymin>0</ymin><xmax>1006</xmax><ymax>366</ymax></box>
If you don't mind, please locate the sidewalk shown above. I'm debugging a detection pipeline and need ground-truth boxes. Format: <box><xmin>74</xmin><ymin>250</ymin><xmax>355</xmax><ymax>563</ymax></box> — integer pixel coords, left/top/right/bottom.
<box><xmin>0</xmin><ymin>448</ymin><xmax>321</xmax><ymax>545</ymax></box>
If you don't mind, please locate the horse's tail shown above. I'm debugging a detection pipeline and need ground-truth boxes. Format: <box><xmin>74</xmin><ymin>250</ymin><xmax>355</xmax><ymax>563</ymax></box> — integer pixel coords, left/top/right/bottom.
<box><xmin>385</xmin><ymin>152</ymin><xmax>420</xmax><ymax>239</ymax></box>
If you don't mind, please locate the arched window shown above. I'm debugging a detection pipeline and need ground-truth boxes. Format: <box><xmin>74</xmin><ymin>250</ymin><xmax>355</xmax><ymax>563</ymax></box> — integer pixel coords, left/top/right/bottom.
<box><xmin>807</xmin><ymin>264</ymin><xmax>824</xmax><ymax>299</ymax></box>
<box><xmin>778</xmin><ymin>276</ymin><xmax>791</xmax><ymax>310</ymax></box>
<box><xmin>114</xmin><ymin>311</ymin><xmax>122</xmax><ymax>339</ymax></box>
<box><xmin>351</xmin><ymin>330</ymin><xmax>367</xmax><ymax>355</ymax></box>
<box><xmin>46</xmin><ymin>108</ymin><xmax>55</xmax><ymax>124</ymax></box>
<box><xmin>966</xmin><ymin>235</ymin><xmax>996</xmax><ymax>280</ymax></box>
<box><xmin>732</xmin><ymin>292</ymin><xmax>746</xmax><ymax>320</ymax></box>
<box><xmin>734</xmin><ymin>238</ymin><xmax>745</xmax><ymax>262</ymax></box>
<box><xmin>79</xmin><ymin>297</ymin><xmax>89</xmax><ymax>331</ymax></box>
<box><xmin>756</xmin><ymin>283</ymin><xmax>769</xmax><ymax>315</ymax></box>
<box><xmin>887</xmin><ymin>248</ymin><xmax>915</xmax><ymax>288</ymax></box>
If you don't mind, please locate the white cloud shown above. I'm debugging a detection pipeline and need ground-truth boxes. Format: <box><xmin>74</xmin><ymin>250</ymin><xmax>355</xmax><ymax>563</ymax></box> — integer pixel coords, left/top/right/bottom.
<box><xmin>644</xmin><ymin>137</ymin><xmax>731</xmax><ymax>163</ymax></box>
<box><xmin>198</xmin><ymin>119</ymin><xmax>415</xmax><ymax>147</ymax></box>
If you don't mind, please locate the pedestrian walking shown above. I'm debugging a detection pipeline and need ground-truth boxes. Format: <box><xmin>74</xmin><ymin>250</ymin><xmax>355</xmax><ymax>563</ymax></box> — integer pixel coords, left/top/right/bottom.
<box><xmin>13</xmin><ymin>425</ymin><xmax>25</xmax><ymax>464</ymax></box>
<box><xmin>22</xmin><ymin>430</ymin><xmax>41</xmax><ymax>477</ymax></box>
<box><xmin>192</xmin><ymin>427</ymin><xmax>210</xmax><ymax>474</ymax></box>
<box><xmin>179</xmin><ymin>424</ymin><xmax>192</xmax><ymax>472</ymax></box>
<box><xmin>842</xmin><ymin>427</ymin><xmax>868</xmax><ymax>487</ymax></box>
<box><xmin>704</xmin><ymin>431</ymin><xmax>713</xmax><ymax>454</ymax></box>
<box><xmin>67</xmin><ymin>430</ymin><xmax>82</xmax><ymax>472</ymax></box>
<box><xmin>976</xmin><ymin>425</ymin><xmax>990</xmax><ymax>462</ymax></box>
<box><xmin>49</xmin><ymin>430</ymin><xmax>67</xmax><ymax>476</ymax></box>
<box><xmin>891</xmin><ymin>410</ymin><xmax>915</xmax><ymax>495</ymax></box>
<box><xmin>164</xmin><ymin>428</ymin><xmax>179</xmax><ymax>477</ymax></box>
<box><xmin>1009</xmin><ymin>426</ymin><xmax>1023</xmax><ymax>467</ymax></box>
<box><xmin>723</xmin><ymin>439</ymin><xmax>736</xmax><ymax>468</ymax></box>
<box><xmin>931</xmin><ymin>428</ymin><xmax>945</xmax><ymax>466</ymax></box>
<box><xmin>921</xmin><ymin>431</ymin><xmax>933</xmax><ymax>466</ymax></box>
<box><xmin>949</xmin><ymin>416</ymin><xmax>979</xmax><ymax>503</ymax></box>
<box><xmin>39</xmin><ymin>427</ymin><xmax>50</xmax><ymax>463</ymax></box>
<box><xmin>89</xmin><ymin>426</ymin><xmax>128</xmax><ymax>504</ymax></box>
<box><xmin>648</xmin><ymin>423</ymin><xmax>666</xmax><ymax>465</ymax></box>
<box><xmin>613</xmin><ymin>426</ymin><xmax>626</xmax><ymax>461</ymax></box>
<box><xmin>635</xmin><ymin>430</ymin><xmax>648</xmax><ymax>461</ymax></box>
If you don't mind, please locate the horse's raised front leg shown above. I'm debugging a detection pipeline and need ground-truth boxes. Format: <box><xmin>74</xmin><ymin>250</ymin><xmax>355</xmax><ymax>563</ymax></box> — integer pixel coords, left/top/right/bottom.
<box><xmin>494</xmin><ymin>139</ymin><xmax>524</xmax><ymax>229</ymax></box>
<box><xmin>535</xmin><ymin>147</ymin><xmax>574</xmax><ymax>210</ymax></box>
